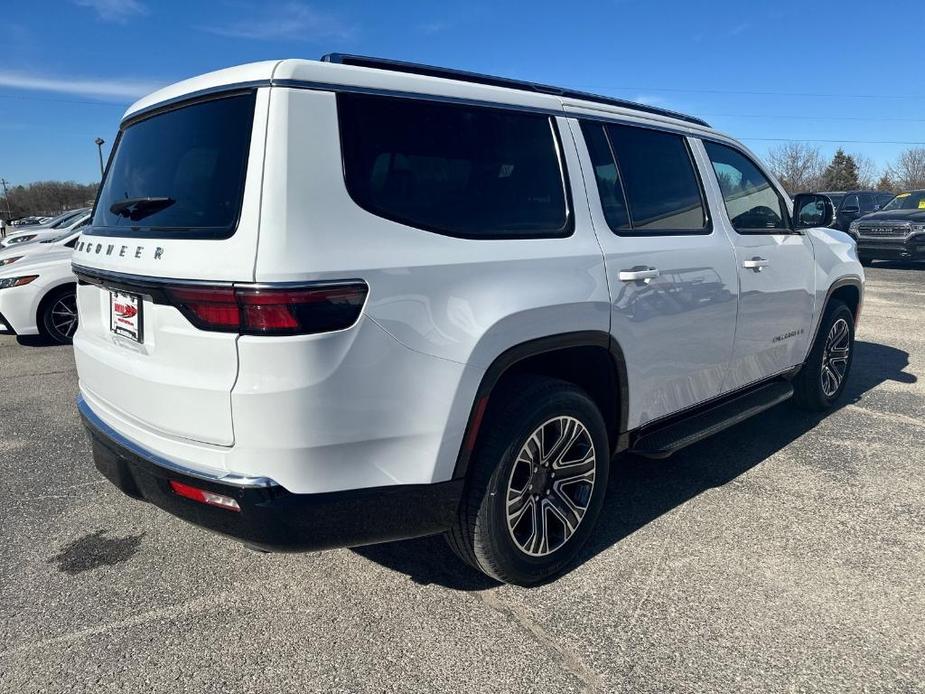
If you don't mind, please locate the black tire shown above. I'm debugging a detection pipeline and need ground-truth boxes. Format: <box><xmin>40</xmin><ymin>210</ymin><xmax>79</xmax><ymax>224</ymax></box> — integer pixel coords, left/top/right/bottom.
<box><xmin>39</xmin><ymin>286</ymin><xmax>79</xmax><ymax>345</ymax></box>
<box><xmin>447</xmin><ymin>376</ymin><xmax>609</xmax><ymax>586</ymax></box>
<box><xmin>792</xmin><ymin>300</ymin><xmax>855</xmax><ymax>411</ymax></box>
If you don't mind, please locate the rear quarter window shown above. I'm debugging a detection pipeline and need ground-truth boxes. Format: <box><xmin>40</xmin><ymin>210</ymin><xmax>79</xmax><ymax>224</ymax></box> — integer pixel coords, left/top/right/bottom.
<box><xmin>337</xmin><ymin>93</ymin><xmax>572</xmax><ymax>239</ymax></box>
<box><xmin>91</xmin><ymin>91</ymin><xmax>256</xmax><ymax>239</ymax></box>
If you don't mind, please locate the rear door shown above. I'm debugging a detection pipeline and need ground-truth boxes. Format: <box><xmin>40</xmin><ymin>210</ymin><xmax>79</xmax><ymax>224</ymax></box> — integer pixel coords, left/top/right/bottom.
<box><xmin>697</xmin><ymin>140</ymin><xmax>815</xmax><ymax>392</ymax></box>
<box><xmin>570</xmin><ymin>119</ymin><xmax>739</xmax><ymax>429</ymax></box>
<box><xmin>73</xmin><ymin>90</ymin><xmax>268</xmax><ymax>446</ymax></box>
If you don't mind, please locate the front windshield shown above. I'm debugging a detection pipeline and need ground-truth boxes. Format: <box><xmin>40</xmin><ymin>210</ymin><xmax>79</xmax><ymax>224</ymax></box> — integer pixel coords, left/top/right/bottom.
<box><xmin>881</xmin><ymin>191</ymin><xmax>925</xmax><ymax>211</ymax></box>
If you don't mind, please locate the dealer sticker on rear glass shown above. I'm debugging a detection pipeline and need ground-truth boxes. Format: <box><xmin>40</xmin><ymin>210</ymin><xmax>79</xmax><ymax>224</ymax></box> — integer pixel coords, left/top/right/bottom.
<box><xmin>110</xmin><ymin>291</ymin><xmax>143</xmax><ymax>343</ymax></box>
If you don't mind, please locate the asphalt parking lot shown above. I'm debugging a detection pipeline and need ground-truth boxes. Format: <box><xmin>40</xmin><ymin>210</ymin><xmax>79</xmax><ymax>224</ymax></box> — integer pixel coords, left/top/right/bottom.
<box><xmin>1</xmin><ymin>263</ymin><xmax>923</xmax><ymax>694</ymax></box>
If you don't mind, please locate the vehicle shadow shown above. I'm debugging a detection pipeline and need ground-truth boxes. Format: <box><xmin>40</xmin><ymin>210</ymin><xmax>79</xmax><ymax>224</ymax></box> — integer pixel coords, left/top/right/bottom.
<box><xmin>353</xmin><ymin>340</ymin><xmax>915</xmax><ymax>590</ymax></box>
<box><xmin>15</xmin><ymin>335</ymin><xmax>57</xmax><ymax>347</ymax></box>
<box><xmin>868</xmin><ymin>260</ymin><xmax>925</xmax><ymax>271</ymax></box>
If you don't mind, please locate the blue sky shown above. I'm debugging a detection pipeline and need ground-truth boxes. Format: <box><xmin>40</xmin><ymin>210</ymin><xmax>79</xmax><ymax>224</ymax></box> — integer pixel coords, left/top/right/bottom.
<box><xmin>2</xmin><ymin>0</ymin><xmax>923</xmax><ymax>185</ymax></box>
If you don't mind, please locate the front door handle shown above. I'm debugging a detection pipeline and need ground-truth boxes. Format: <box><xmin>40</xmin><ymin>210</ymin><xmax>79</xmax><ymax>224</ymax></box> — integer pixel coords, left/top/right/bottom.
<box><xmin>743</xmin><ymin>257</ymin><xmax>770</xmax><ymax>272</ymax></box>
<box><xmin>618</xmin><ymin>267</ymin><xmax>660</xmax><ymax>283</ymax></box>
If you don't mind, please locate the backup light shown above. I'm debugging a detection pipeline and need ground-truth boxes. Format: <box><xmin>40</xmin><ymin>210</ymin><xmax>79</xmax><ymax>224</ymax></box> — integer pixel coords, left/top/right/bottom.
<box><xmin>169</xmin><ymin>480</ymin><xmax>241</xmax><ymax>511</ymax></box>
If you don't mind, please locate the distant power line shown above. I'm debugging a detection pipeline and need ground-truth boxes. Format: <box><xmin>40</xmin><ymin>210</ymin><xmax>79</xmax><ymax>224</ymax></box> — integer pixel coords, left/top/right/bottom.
<box><xmin>1</xmin><ymin>89</ymin><xmax>923</xmax><ymax>147</ymax></box>
<box><xmin>704</xmin><ymin>113</ymin><xmax>925</xmax><ymax>123</ymax></box>
<box><xmin>0</xmin><ymin>92</ymin><xmax>126</xmax><ymax>107</ymax></box>
<box><xmin>574</xmin><ymin>84</ymin><xmax>925</xmax><ymax>101</ymax></box>
<box><xmin>740</xmin><ymin>137</ymin><xmax>925</xmax><ymax>145</ymax></box>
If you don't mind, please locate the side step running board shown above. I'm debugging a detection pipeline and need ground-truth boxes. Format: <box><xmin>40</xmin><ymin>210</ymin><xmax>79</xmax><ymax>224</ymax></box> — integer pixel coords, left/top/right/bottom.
<box><xmin>629</xmin><ymin>380</ymin><xmax>794</xmax><ymax>459</ymax></box>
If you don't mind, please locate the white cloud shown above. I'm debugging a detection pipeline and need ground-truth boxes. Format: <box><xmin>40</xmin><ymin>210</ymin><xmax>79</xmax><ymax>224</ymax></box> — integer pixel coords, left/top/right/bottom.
<box><xmin>202</xmin><ymin>2</ymin><xmax>352</xmax><ymax>41</ymax></box>
<box><xmin>632</xmin><ymin>94</ymin><xmax>668</xmax><ymax>107</ymax></box>
<box><xmin>73</xmin><ymin>0</ymin><xmax>148</xmax><ymax>23</ymax></box>
<box><xmin>729</xmin><ymin>22</ymin><xmax>750</xmax><ymax>36</ymax></box>
<box><xmin>0</xmin><ymin>70</ymin><xmax>162</xmax><ymax>101</ymax></box>
<box><xmin>420</xmin><ymin>21</ymin><xmax>448</xmax><ymax>35</ymax></box>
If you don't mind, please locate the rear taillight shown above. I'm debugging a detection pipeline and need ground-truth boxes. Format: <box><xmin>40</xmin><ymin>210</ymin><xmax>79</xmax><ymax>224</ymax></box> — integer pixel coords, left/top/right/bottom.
<box><xmin>164</xmin><ymin>282</ymin><xmax>368</xmax><ymax>335</ymax></box>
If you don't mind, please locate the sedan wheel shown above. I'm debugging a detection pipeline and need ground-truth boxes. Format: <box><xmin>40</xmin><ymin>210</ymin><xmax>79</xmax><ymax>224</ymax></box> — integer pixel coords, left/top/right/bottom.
<box><xmin>42</xmin><ymin>290</ymin><xmax>79</xmax><ymax>344</ymax></box>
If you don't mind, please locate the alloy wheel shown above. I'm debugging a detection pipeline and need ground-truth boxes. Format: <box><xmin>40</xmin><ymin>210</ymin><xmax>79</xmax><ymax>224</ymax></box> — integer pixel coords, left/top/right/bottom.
<box><xmin>505</xmin><ymin>416</ymin><xmax>596</xmax><ymax>557</ymax></box>
<box><xmin>821</xmin><ymin>317</ymin><xmax>850</xmax><ymax>397</ymax></box>
<box><xmin>50</xmin><ymin>293</ymin><xmax>78</xmax><ymax>340</ymax></box>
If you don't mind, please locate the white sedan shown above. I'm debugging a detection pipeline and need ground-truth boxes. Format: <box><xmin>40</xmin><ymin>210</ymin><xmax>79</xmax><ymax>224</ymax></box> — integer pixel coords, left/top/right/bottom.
<box><xmin>1</xmin><ymin>212</ymin><xmax>91</xmax><ymax>249</ymax></box>
<box><xmin>0</xmin><ymin>230</ymin><xmax>80</xmax><ymax>344</ymax></box>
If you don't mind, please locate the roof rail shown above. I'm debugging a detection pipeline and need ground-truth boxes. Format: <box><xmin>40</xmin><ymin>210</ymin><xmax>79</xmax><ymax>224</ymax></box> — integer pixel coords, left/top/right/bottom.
<box><xmin>320</xmin><ymin>53</ymin><xmax>710</xmax><ymax>128</ymax></box>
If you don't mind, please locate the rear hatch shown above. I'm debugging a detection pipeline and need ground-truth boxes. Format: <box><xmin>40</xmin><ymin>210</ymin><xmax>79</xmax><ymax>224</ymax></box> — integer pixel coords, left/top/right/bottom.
<box><xmin>73</xmin><ymin>89</ymin><xmax>267</xmax><ymax>446</ymax></box>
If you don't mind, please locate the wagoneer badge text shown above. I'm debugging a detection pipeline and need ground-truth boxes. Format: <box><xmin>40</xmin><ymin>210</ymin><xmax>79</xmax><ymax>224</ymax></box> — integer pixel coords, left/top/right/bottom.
<box><xmin>76</xmin><ymin>240</ymin><xmax>164</xmax><ymax>260</ymax></box>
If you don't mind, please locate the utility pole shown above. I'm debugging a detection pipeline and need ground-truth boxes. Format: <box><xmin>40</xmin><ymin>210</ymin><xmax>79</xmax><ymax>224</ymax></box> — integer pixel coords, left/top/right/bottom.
<box><xmin>94</xmin><ymin>138</ymin><xmax>106</xmax><ymax>178</ymax></box>
<box><xmin>0</xmin><ymin>178</ymin><xmax>12</xmax><ymax>237</ymax></box>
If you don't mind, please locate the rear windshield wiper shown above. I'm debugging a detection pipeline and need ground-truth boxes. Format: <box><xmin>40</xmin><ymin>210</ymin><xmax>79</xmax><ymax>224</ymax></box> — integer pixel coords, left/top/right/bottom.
<box><xmin>109</xmin><ymin>196</ymin><xmax>175</xmax><ymax>222</ymax></box>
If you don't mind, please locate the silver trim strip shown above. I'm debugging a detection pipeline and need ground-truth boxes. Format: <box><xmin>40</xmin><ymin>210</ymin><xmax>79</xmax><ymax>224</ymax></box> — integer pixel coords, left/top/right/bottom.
<box><xmin>77</xmin><ymin>394</ymin><xmax>279</xmax><ymax>488</ymax></box>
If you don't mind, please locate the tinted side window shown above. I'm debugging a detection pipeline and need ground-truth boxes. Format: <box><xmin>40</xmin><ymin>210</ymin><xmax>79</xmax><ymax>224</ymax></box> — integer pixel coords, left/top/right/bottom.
<box><xmin>579</xmin><ymin>122</ymin><xmax>630</xmax><ymax>231</ymax></box>
<box><xmin>338</xmin><ymin>93</ymin><xmax>570</xmax><ymax>239</ymax></box>
<box><xmin>703</xmin><ymin>141</ymin><xmax>787</xmax><ymax>233</ymax></box>
<box><xmin>842</xmin><ymin>194</ymin><xmax>860</xmax><ymax>210</ymax></box>
<box><xmin>605</xmin><ymin>124</ymin><xmax>707</xmax><ymax>232</ymax></box>
<box><xmin>859</xmin><ymin>193</ymin><xmax>875</xmax><ymax>211</ymax></box>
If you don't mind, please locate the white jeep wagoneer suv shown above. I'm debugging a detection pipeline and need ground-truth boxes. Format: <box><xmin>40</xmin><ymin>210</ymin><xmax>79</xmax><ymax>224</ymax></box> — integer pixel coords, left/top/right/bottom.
<box><xmin>74</xmin><ymin>55</ymin><xmax>862</xmax><ymax>585</ymax></box>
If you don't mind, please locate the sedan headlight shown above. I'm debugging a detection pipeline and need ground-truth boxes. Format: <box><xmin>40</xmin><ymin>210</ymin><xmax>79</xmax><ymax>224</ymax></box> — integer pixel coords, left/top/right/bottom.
<box><xmin>7</xmin><ymin>235</ymin><xmax>36</xmax><ymax>245</ymax></box>
<box><xmin>0</xmin><ymin>275</ymin><xmax>38</xmax><ymax>289</ymax></box>
<box><xmin>0</xmin><ymin>256</ymin><xmax>23</xmax><ymax>266</ymax></box>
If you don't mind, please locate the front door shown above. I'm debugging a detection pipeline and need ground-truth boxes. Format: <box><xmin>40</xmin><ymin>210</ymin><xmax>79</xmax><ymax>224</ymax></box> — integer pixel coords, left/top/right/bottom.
<box><xmin>697</xmin><ymin>140</ymin><xmax>816</xmax><ymax>392</ymax></box>
<box><xmin>568</xmin><ymin>118</ymin><xmax>739</xmax><ymax>430</ymax></box>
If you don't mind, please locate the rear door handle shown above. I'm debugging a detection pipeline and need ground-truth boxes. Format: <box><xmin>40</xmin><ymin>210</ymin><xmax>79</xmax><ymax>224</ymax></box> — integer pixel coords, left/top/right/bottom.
<box><xmin>618</xmin><ymin>267</ymin><xmax>660</xmax><ymax>283</ymax></box>
<box><xmin>743</xmin><ymin>257</ymin><xmax>770</xmax><ymax>272</ymax></box>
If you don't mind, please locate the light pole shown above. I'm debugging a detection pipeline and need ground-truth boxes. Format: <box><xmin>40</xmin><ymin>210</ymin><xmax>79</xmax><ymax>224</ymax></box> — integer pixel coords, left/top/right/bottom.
<box><xmin>94</xmin><ymin>138</ymin><xmax>105</xmax><ymax>178</ymax></box>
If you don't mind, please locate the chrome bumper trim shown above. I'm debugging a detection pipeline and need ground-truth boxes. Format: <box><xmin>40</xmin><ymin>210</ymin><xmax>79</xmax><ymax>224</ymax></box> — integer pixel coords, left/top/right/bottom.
<box><xmin>77</xmin><ymin>393</ymin><xmax>279</xmax><ymax>488</ymax></box>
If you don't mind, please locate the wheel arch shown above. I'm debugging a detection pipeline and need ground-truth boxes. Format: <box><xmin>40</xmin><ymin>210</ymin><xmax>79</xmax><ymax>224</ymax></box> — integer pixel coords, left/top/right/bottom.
<box><xmin>451</xmin><ymin>331</ymin><xmax>629</xmax><ymax>480</ymax></box>
<box><xmin>807</xmin><ymin>276</ymin><xmax>862</xmax><ymax>358</ymax></box>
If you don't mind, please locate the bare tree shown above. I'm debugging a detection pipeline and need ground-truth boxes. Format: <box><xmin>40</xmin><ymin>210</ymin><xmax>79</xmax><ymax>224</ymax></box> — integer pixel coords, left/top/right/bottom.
<box><xmin>876</xmin><ymin>172</ymin><xmax>895</xmax><ymax>192</ymax></box>
<box><xmin>852</xmin><ymin>153</ymin><xmax>878</xmax><ymax>190</ymax></box>
<box><xmin>886</xmin><ymin>147</ymin><xmax>925</xmax><ymax>190</ymax></box>
<box><xmin>766</xmin><ymin>142</ymin><xmax>824</xmax><ymax>195</ymax></box>
<box><xmin>3</xmin><ymin>180</ymin><xmax>98</xmax><ymax>220</ymax></box>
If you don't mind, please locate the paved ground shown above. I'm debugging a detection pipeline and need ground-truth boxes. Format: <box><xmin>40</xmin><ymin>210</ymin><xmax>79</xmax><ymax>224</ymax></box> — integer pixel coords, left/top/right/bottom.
<box><xmin>1</xmin><ymin>263</ymin><xmax>923</xmax><ymax>693</ymax></box>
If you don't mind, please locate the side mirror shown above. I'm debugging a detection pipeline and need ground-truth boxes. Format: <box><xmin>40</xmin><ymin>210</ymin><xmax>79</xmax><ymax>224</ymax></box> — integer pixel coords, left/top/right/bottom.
<box><xmin>793</xmin><ymin>193</ymin><xmax>834</xmax><ymax>230</ymax></box>
<box><xmin>842</xmin><ymin>205</ymin><xmax>860</xmax><ymax>214</ymax></box>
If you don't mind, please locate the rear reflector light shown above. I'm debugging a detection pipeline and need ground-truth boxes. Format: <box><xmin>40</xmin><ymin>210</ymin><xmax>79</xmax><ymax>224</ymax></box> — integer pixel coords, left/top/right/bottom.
<box><xmin>164</xmin><ymin>282</ymin><xmax>368</xmax><ymax>335</ymax></box>
<box><xmin>169</xmin><ymin>480</ymin><xmax>241</xmax><ymax>511</ymax></box>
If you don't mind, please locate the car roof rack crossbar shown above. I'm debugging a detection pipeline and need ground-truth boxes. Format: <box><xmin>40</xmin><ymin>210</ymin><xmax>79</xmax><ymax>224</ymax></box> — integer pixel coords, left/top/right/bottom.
<box><xmin>320</xmin><ymin>53</ymin><xmax>710</xmax><ymax>128</ymax></box>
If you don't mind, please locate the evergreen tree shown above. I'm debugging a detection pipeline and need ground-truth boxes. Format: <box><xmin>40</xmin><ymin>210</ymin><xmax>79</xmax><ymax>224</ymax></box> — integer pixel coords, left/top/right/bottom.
<box><xmin>821</xmin><ymin>149</ymin><xmax>860</xmax><ymax>190</ymax></box>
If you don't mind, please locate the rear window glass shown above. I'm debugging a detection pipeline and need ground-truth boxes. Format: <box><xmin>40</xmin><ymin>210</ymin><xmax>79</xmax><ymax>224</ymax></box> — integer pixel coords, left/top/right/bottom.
<box><xmin>338</xmin><ymin>93</ymin><xmax>571</xmax><ymax>239</ymax></box>
<box><xmin>92</xmin><ymin>92</ymin><xmax>256</xmax><ymax>238</ymax></box>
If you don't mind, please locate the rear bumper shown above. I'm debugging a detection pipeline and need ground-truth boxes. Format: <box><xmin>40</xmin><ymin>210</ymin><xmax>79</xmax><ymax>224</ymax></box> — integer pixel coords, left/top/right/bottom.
<box><xmin>856</xmin><ymin>235</ymin><xmax>925</xmax><ymax>260</ymax></box>
<box><xmin>78</xmin><ymin>395</ymin><xmax>463</xmax><ymax>551</ymax></box>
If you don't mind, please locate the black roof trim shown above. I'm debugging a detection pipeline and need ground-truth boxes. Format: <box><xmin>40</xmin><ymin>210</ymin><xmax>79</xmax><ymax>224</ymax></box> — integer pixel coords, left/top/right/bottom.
<box><xmin>320</xmin><ymin>53</ymin><xmax>710</xmax><ymax>129</ymax></box>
